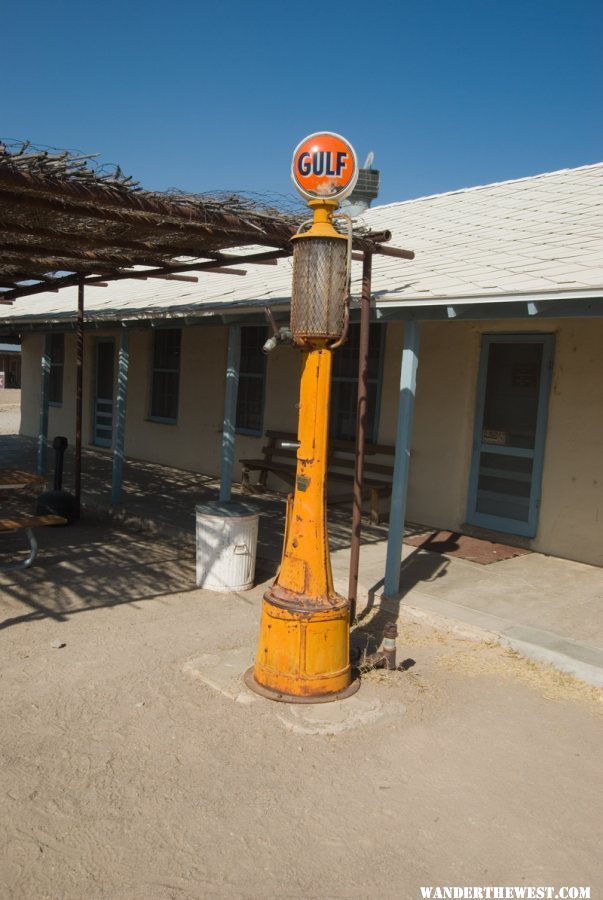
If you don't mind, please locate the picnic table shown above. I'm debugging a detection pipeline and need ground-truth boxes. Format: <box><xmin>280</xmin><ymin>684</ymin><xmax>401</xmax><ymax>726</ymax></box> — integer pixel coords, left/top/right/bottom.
<box><xmin>0</xmin><ymin>469</ymin><xmax>66</xmax><ymax>570</ymax></box>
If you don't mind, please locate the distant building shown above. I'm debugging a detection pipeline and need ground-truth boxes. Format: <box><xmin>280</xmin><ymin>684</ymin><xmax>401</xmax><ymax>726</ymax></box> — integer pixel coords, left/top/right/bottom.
<box><xmin>1</xmin><ymin>163</ymin><xmax>602</xmax><ymax>567</ymax></box>
<box><xmin>0</xmin><ymin>342</ymin><xmax>21</xmax><ymax>389</ymax></box>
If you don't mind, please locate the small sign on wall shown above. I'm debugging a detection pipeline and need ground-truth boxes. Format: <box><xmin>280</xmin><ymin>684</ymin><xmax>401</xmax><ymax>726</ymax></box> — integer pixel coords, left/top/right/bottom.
<box><xmin>0</xmin><ymin>372</ymin><xmax>5</xmax><ymax>390</ymax></box>
<box><xmin>483</xmin><ymin>429</ymin><xmax>507</xmax><ymax>445</ymax></box>
<box><xmin>512</xmin><ymin>367</ymin><xmax>538</xmax><ymax>388</ymax></box>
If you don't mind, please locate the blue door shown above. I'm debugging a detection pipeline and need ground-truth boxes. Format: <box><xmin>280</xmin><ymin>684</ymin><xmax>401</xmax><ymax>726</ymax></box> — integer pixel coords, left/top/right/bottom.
<box><xmin>466</xmin><ymin>334</ymin><xmax>554</xmax><ymax>538</ymax></box>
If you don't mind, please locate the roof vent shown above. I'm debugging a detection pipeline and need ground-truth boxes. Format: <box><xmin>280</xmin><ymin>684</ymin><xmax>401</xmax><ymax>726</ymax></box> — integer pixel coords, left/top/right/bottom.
<box><xmin>340</xmin><ymin>151</ymin><xmax>380</xmax><ymax>218</ymax></box>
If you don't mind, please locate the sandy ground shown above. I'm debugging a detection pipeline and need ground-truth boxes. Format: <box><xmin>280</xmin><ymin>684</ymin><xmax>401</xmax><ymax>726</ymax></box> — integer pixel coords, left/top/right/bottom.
<box><xmin>0</xmin><ymin>517</ymin><xmax>602</xmax><ymax>900</ymax></box>
<box><xmin>0</xmin><ymin>404</ymin><xmax>20</xmax><ymax>436</ymax></box>
<box><xmin>1</xmin><ymin>405</ymin><xmax>603</xmax><ymax>898</ymax></box>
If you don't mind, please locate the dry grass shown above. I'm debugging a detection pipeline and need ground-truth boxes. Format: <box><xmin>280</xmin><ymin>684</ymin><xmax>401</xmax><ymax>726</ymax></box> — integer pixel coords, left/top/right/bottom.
<box><xmin>437</xmin><ymin>643</ymin><xmax>603</xmax><ymax>713</ymax></box>
<box><xmin>354</xmin><ymin>609</ymin><xmax>603</xmax><ymax>715</ymax></box>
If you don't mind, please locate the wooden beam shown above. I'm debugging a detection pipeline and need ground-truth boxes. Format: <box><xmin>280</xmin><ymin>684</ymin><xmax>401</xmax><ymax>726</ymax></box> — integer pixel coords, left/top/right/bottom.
<box><xmin>204</xmin><ymin>267</ymin><xmax>246</xmax><ymax>276</ymax></box>
<box><xmin>149</xmin><ymin>274</ymin><xmax>199</xmax><ymax>283</ymax></box>
<box><xmin>1</xmin><ymin>248</ymin><xmax>290</xmax><ymax>302</ymax></box>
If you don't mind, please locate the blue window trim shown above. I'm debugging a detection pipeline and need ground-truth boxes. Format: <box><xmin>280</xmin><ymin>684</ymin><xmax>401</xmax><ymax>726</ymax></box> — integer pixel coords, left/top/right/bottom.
<box><xmin>149</xmin><ymin>329</ymin><xmax>181</xmax><ymax>424</ymax></box>
<box><xmin>466</xmin><ymin>332</ymin><xmax>555</xmax><ymax>538</ymax></box>
<box><xmin>92</xmin><ymin>337</ymin><xmax>115</xmax><ymax>449</ymax></box>
<box><xmin>330</xmin><ymin>322</ymin><xmax>385</xmax><ymax>444</ymax></box>
<box><xmin>235</xmin><ymin>327</ymin><xmax>267</xmax><ymax>437</ymax></box>
<box><xmin>148</xmin><ymin>415</ymin><xmax>178</xmax><ymax>425</ymax></box>
<box><xmin>48</xmin><ymin>333</ymin><xmax>64</xmax><ymax>407</ymax></box>
<box><xmin>372</xmin><ymin>324</ymin><xmax>386</xmax><ymax>444</ymax></box>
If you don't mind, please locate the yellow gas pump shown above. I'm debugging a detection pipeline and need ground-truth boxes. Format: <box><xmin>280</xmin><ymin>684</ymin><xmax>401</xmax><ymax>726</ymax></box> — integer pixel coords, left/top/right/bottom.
<box><xmin>245</xmin><ymin>133</ymin><xmax>360</xmax><ymax>702</ymax></box>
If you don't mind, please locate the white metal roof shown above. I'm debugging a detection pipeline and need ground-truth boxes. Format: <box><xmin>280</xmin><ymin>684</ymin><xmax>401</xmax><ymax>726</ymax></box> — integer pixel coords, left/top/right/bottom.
<box><xmin>1</xmin><ymin>162</ymin><xmax>601</xmax><ymax>326</ymax></box>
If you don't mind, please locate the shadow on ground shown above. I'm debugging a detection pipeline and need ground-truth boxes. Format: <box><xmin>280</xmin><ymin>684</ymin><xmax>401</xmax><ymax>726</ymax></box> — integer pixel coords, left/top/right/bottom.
<box><xmin>351</xmin><ymin>547</ymin><xmax>451</xmax><ymax>660</ymax></box>
<box><xmin>0</xmin><ymin>516</ymin><xmax>201</xmax><ymax>630</ymax></box>
<box><xmin>0</xmin><ymin>434</ymin><xmax>394</xmax><ymax>563</ymax></box>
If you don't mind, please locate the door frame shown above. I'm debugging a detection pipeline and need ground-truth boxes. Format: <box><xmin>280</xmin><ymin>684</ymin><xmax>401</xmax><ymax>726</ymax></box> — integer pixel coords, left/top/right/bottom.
<box><xmin>92</xmin><ymin>338</ymin><xmax>116</xmax><ymax>448</ymax></box>
<box><xmin>466</xmin><ymin>332</ymin><xmax>555</xmax><ymax>538</ymax></box>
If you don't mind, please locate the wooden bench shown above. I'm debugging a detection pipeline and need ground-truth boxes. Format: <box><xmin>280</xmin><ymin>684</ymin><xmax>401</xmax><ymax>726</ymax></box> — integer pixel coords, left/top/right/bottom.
<box><xmin>0</xmin><ymin>469</ymin><xmax>47</xmax><ymax>491</ymax></box>
<box><xmin>0</xmin><ymin>514</ymin><xmax>67</xmax><ymax>571</ymax></box>
<box><xmin>240</xmin><ymin>429</ymin><xmax>395</xmax><ymax>524</ymax></box>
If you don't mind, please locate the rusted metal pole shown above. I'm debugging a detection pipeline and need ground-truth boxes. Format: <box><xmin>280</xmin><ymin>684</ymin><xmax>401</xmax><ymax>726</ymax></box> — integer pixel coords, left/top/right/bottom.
<box><xmin>74</xmin><ymin>281</ymin><xmax>84</xmax><ymax>519</ymax></box>
<box><xmin>348</xmin><ymin>252</ymin><xmax>373</xmax><ymax>622</ymax></box>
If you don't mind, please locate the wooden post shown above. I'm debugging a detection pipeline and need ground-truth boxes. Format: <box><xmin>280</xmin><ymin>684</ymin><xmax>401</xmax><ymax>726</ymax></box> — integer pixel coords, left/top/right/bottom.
<box><xmin>348</xmin><ymin>252</ymin><xmax>372</xmax><ymax>622</ymax></box>
<box><xmin>384</xmin><ymin>322</ymin><xmax>421</xmax><ymax>597</ymax></box>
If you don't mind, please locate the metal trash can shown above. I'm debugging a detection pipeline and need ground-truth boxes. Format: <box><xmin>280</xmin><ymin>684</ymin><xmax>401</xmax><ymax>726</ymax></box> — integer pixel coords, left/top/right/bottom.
<box><xmin>195</xmin><ymin>501</ymin><xmax>259</xmax><ymax>592</ymax></box>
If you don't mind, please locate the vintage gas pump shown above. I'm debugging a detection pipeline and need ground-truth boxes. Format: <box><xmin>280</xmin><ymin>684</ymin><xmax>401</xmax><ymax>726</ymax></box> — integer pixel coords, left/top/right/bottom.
<box><xmin>245</xmin><ymin>133</ymin><xmax>360</xmax><ymax>702</ymax></box>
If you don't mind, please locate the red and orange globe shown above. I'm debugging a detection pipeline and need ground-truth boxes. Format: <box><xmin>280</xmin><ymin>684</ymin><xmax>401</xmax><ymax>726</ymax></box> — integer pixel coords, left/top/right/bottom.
<box><xmin>291</xmin><ymin>132</ymin><xmax>358</xmax><ymax>201</ymax></box>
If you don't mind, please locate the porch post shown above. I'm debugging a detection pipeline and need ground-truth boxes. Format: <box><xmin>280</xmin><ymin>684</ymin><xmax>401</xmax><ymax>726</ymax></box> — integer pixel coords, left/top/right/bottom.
<box><xmin>219</xmin><ymin>325</ymin><xmax>241</xmax><ymax>502</ymax></box>
<box><xmin>384</xmin><ymin>321</ymin><xmax>421</xmax><ymax>597</ymax></box>
<box><xmin>74</xmin><ymin>282</ymin><xmax>84</xmax><ymax>517</ymax></box>
<box><xmin>111</xmin><ymin>328</ymin><xmax>129</xmax><ymax>506</ymax></box>
<box><xmin>36</xmin><ymin>334</ymin><xmax>51</xmax><ymax>475</ymax></box>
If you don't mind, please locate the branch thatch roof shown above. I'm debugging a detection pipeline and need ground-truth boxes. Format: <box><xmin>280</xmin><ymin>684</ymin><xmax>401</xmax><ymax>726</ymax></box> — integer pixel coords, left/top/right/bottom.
<box><xmin>0</xmin><ymin>141</ymin><xmax>392</xmax><ymax>305</ymax></box>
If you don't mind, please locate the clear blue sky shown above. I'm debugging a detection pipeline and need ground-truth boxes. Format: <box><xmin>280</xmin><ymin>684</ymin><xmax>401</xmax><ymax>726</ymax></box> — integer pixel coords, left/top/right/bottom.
<box><xmin>2</xmin><ymin>0</ymin><xmax>601</xmax><ymax>205</ymax></box>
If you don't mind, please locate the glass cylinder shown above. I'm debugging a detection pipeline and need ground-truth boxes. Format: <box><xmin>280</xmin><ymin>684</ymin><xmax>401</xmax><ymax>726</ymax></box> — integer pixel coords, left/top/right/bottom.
<box><xmin>290</xmin><ymin>237</ymin><xmax>348</xmax><ymax>340</ymax></box>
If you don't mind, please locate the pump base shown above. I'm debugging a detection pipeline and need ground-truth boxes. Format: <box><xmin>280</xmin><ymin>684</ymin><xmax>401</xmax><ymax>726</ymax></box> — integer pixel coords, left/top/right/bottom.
<box><xmin>244</xmin><ymin>667</ymin><xmax>360</xmax><ymax>704</ymax></box>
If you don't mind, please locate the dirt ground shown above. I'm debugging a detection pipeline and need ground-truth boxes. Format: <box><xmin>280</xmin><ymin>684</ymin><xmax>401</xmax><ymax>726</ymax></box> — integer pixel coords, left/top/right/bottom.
<box><xmin>0</xmin><ymin>403</ymin><xmax>20</xmax><ymax>436</ymax></box>
<box><xmin>0</xmin><ymin>517</ymin><xmax>602</xmax><ymax>900</ymax></box>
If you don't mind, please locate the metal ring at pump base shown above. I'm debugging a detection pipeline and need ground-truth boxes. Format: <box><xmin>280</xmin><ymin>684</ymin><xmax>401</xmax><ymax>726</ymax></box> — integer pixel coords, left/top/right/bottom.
<box><xmin>243</xmin><ymin>667</ymin><xmax>361</xmax><ymax>704</ymax></box>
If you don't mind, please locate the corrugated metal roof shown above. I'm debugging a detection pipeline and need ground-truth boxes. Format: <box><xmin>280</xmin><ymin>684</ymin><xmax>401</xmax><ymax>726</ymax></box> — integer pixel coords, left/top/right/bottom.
<box><xmin>1</xmin><ymin>162</ymin><xmax>601</xmax><ymax>326</ymax></box>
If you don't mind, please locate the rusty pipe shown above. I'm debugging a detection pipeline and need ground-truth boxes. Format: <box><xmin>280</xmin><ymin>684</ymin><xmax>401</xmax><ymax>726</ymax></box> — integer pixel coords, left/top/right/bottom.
<box><xmin>348</xmin><ymin>252</ymin><xmax>373</xmax><ymax>622</ymax></box>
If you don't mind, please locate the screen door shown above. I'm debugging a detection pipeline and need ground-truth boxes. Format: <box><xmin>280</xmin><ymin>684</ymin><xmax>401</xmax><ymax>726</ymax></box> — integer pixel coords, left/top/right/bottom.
<box><xmin>466</xmin><ymin>334</ymin><xmax>554</xmax><ymax>538</ymax></box>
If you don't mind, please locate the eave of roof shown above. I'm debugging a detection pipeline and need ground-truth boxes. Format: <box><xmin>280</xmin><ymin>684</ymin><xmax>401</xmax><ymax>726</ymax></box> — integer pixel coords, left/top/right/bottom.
<box><xmin>0</xmin><ymin>159</ymin><xmax>601</xmax><ymax>328</ymax></box>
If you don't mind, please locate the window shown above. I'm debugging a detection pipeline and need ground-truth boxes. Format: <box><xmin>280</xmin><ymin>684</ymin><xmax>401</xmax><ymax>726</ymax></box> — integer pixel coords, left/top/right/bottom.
<box><xmin>150</xmin><ymin>329</ymin><xmax>181</xmax><ymax>422</ymax></box>
<box><xmin>330</xmin><ymin>323</ymin><xmax>384</xmax><ymax>442</ymax></box>
<box><xmin>236</xmin><ymin>326</ymin><xmax>267</xmax><ymax>435</ymax></box>
<box><xmin>48</xmin><ymin>334</ymin><xmax>64</xmax><ymax>405</ymax></box>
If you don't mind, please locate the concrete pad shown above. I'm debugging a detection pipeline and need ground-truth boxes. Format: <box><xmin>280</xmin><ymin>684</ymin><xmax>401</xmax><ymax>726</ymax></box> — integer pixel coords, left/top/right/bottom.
<box><xmin>184</xmin><ymin>646</ymin><xmax>257</xmax><ymax>704</ymax></box>
<box><xmin>276</xmin><ymin>694</ymin><xmax>406</xmax><ymax>735</ymax></box>
<box><xmin>184</xmin><ymin>647</ymin><xmax>406</xmax><ymax>734</ymax></box>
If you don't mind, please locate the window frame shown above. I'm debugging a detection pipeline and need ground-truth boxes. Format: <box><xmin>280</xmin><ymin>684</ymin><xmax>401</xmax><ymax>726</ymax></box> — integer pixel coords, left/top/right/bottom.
<box><xmin>149</xmin><ymin>328</ymin><xmax>181</xmax><ymax>425</ymax></box>
<box><xmin>329</xmin><ymin>323</ymin><xmax>385</xmax><ymax>444</ymax></box>
<box><xmin>235</xmin><ymin>326</ymin><xmax>268</xmax><ymax>437</ymax></box>
<box><xmin>48</xmin><ymin>333</ymin><xmax>65</xmax><ymax>407</ymax></box>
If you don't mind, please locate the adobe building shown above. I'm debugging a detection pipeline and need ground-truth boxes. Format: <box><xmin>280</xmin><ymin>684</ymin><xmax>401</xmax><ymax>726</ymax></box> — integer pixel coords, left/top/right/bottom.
<box><xmin>2</xmin><ymin>163</ymin><xmax>602</xmax><ymax>567</ymax></box>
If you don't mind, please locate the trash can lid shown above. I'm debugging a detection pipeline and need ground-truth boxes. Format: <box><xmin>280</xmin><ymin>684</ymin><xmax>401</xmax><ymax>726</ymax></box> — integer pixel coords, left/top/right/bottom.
<box><xmin>195</xmin><ymin>500</ymin><xmax>259</xmax><ymax>517</ymax></box>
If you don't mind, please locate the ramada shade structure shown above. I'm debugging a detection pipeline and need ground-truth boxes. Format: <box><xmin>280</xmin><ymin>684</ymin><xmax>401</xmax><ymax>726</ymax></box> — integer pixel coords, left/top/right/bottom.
<box><xmin>0</xmin><ymin>140</ymin><xmax>413</xmax><ymax>592</ymax></box>
<box><xmin>0</xmin><ymin>141</ymin><xmax>401</xmax><ymax>304</ymax></box>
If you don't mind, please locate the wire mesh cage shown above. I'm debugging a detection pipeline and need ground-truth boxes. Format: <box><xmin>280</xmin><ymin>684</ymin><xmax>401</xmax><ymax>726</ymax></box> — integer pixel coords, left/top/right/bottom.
<box><xmin>290</xmin><ymin>238</ymin><xmax>348</xmax><ymax>340</ymax></box>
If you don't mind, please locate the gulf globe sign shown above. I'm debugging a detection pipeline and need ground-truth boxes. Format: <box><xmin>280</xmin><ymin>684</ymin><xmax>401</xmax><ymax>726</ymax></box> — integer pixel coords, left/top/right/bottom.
<box><xmin>292</xmin><ymin>132</ymin><xmax>358</xmax><ymax>202</ymax></box>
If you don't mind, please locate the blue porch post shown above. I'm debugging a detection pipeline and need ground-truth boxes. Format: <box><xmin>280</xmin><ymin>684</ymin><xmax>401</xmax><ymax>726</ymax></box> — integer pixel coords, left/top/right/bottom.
<box><xmin>219</xmin><ymin>325</ymin><xmax>241</xmax><ymax>502</ymax></box>
<box><xmin>384</xmin><ymin>321</ymin><xmax>421</xmax><ymax>597</ymax></box>
<box><xmin>36</xmin><ymin>334</ymin><xmax>51</xmax><ymax>475</ymax></box>
<box><xmin>111</xmin><ymin>329</ymin><xmax>129</xmax><ymax>506</ymax></box>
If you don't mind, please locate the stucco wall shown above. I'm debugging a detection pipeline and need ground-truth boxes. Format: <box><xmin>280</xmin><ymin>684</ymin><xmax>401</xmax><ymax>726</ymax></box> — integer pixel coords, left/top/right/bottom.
<box><xmin>19</xmin><ymin>316</ymin><xmax>603</xmax><ymax>567</ymax></box>
<box><xmin>20</xmin><ymin>325</ymin><xmax>301</xmax><ymax>480</ymax></box>
<box><xmin>400</xmin><ymin>317</ymin><xmax>603</xmax><ymax>566</ymax></box>
<box><xmin>378</xmin><ymin>321</ymin><xmax>479</xmax><ymax>532</ymax></box>
<box><xmin>535</xmin><ymin>320</ymin><xmax>603</xmax><ymax>564</ymax></box>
